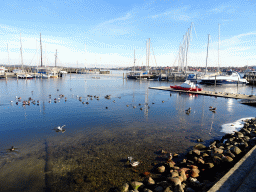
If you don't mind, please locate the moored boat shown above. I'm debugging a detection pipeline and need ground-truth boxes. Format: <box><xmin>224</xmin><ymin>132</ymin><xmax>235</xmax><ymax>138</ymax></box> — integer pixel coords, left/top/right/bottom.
<box><xmin>200</xmin><ymin>71</ymin><xmax>248</xmax><ymax>85</ymax></box>
<box><xmin>170</xmin><ymin>80</ymin><xmax>203</xmax><ymax>91</ymax></box>
<box><xmin>18</xmin><ymin>74</ymin><xmax>33</xmax><ymax>79</ymax></box>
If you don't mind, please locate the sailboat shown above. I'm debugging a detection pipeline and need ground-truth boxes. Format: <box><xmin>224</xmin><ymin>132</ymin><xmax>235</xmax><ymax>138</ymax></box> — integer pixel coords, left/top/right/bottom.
<box><xmin>127</xmin><ymin>39</ymin><xmax>154</xmax><ymax>80</ymax></box>
<box><xmin>199</xmin><ymin>26</ymin><xmax>248</xmax><ymax>85</ymax></box>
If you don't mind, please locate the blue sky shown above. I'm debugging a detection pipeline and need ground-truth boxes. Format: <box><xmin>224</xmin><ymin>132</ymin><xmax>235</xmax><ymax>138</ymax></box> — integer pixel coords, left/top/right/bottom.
<box><xmin>0</xmin><ymin>0</ymin><xmax>256</xmax><ymax>68</ymax></box>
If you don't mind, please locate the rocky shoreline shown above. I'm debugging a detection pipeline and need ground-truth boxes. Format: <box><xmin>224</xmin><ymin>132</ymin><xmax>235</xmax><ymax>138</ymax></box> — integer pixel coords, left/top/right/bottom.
<box><xmin>121</xmin><ymin>117</ymin><xmax>256</xmax><ymax>192</ymax></box>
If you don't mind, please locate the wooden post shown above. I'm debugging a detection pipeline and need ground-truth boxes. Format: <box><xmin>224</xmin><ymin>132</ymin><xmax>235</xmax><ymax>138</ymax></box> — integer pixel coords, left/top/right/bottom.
<box><xmin>123</xmin><ymin>73</ymin><xmax>124</xmax><ymax>79</ymax></box>
<box><xmin>196</xmin><ymin>74</ymin><xmax>198</xmax><ymax>84</ymax></box>
<box><xmin>215</xmin><ymin>75</ymin><xmax>216</xmax><ymax>86</ymax></box>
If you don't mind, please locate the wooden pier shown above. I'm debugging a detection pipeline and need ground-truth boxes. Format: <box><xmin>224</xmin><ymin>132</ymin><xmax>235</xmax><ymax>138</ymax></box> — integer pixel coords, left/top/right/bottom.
<box><xmin>149</xmin><ymin>86</ymin><xmax>256</xmax><ymax>100</ymax></box>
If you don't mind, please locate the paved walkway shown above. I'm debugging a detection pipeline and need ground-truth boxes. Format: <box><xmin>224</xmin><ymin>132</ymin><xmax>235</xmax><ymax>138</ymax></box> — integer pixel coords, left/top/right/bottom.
<box><xmin>207</xmin><ymin>145</ymin><xmax>256</xmax><ymax>192</ymax></box>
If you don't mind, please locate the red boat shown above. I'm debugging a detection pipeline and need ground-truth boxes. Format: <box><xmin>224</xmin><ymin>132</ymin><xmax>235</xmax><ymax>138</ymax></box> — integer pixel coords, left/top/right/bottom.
<box><xmin>170</xmin><ymin>80</ymin><xmax>203</xmax><ymax>91</ymax></box>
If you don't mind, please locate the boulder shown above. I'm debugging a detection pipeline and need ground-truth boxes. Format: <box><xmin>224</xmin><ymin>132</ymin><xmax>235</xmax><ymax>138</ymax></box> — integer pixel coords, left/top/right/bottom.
<box><xmin>121</xmin><ymin>183</ymin><xmax>129</xmax><ymax>192</ymax></box>
<box><xmin>231</xmin><ymin>146</ymin><xmax>242</xmax><ymax>155</ymax></box>
<box><xmin>157</xmin><ymin>165</ymin><xmax>166</xmax><ymax>173</ymax></box>
<box><xmin>131</xmin><ymin>181</ymin><xmax>143</xmax><ymax>190</ymax></box>
<box><xmin>194</xmin><ymin>144</ymin><xmax>207</xmax><ymax>150</ymax></box>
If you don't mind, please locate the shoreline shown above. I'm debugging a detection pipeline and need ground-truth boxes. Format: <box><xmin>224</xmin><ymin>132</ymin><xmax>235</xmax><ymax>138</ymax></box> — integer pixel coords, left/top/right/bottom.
<box><xmin>121</xmin><ymin>117</ymin><xmax>256</xmax><ymax>192</ymax></box>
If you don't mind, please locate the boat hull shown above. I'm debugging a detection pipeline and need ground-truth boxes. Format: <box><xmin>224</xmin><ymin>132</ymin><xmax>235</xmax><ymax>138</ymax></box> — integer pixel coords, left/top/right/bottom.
<box><xmin>170</xmin><ymin>85</ymin><xmax>202</xmax><ymax>91</ymax></box>
<box><xmin>200</xmin><ymin>79</ymin><xmax>247</xmax><ymax>85</ymax></box>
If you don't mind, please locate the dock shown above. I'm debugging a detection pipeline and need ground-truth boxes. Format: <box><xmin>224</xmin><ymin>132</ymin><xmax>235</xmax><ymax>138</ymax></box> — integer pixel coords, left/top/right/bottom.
<box><xmin>149</xmin><ymin>86</ymin><xmax>256</xmax><ymax>100</ymax></box>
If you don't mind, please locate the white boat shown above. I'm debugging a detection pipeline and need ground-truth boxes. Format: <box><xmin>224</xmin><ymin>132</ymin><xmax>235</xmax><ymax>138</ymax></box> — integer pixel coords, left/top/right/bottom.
<box><xmin>0</xmin><ymin>67</ymin><xmax>7</xmax><ymax>75</ymax></box>
<box><xmin>18</xmin><ymin>74</ymin><xmax>33</xmax><ymax>79</ymax></box>
<box><xmin>200</xmin><ymin>71</ymin><xmax>248</xmax><ymax>85</ymax></box>
<box><xmin>170</xmin><ymin>80</ymin><xmax>203</xmax><ymax>91</ymax></box>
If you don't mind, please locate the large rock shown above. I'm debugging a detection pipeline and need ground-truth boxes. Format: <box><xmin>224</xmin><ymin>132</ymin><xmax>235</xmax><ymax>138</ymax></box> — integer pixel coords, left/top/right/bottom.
<box><xmin>194</xmin><ymin>144</ymin><xmax>207</xmax><ymax>150</ymax></box>
<box><xmin>158</xmin><ymin>165</ymin><xmax>166</xmax><ymax>173</ymax></box>
<box><xmin>121</xmin><ymin>183</ymin><xmax>129</xmax><ymax>192</ymax></box>
<box><xmin>235</xmin><ymin>132</ymin><xmax>244</xmax><ymax>138</ymax></box>
<box><xmin>191</xmin><ymin>168</ymin><xmax>200</xmax><ymax>178</ymax></box>
<box><xmin>154</xmin><ymin>186</ymin><xmax>164</xmax><ymax>192</ymax></box>
<box><xmin>231</xmin><ymin>146</ymin><xmax>242</xmax><ymax>155</ymax></box>
<box><xmin>131</xmin><ymin>181</ymin><xmax>143</xmax><ymax>190</ymax></box>
<box><xmin>144</xmin><ymin>176</ymin><xmax>155</xmax><ymax>185</ymax></box>
<box><xmin>169</xmin><ymin>177</ymin><xmax>182</xmax><ymax>186</ymax></box>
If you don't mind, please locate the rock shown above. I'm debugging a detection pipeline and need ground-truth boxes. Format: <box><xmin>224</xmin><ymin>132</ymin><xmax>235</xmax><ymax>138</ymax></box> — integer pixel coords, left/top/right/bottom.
<box><xmin>143</xmin><ymin>189</ymin><xmax>153</xmax><ymax>192</ymax></box>
<box><xmin>194</xmin><ymin>144</ymin><xmax>207</xmax><ymax>150</ymax></box>
<box><xmin>170</xmin><ymin>171</ymin><xmax>179</xmax><ymax>178</ymax></box>
<box><xmin>167</xmin><ymin>160</ymin><xmax>176</xmax><ymax>168</ymax></box>
<box><xmin>179</xmin><ymin>169</ymin><xmax>187</xmax><ymax>182</ymax></box>
<box><xmin>145</xmin><ymin>177</ymin><xmax>155</xmax><ymax>185</ymax></box>
<box><xmin>163</xmin><ymin>187</ymin><xmax>173</xmax><ymax>192</ymax></box>
<box><xmin>185</xmin><ymin>187</ymin><xmax>195</xmax><ymax>192</ymax></box>
<box><xmin>173</xmin><ymin>184</ymin><xmax>184</xmax><ymax>192</ymax></box>
<box><xmin>250</xmin><ymin>131</ymin><xmax>256</xmax><ymax>137</ymax></box>
<box><xmin>191</xmin><ymin>168</ymin><xmax>200</xmax><ymax>178</ymax></box>
<box><xmin>222</xmin><ymin>155</ymin><xmax>233</xmax><ymax>163</ymax></box>
<box><xmin>192</xmin><ymin>149</ymin><xmax>200</xmax><ymax>156</ymax></box>
<box><xmin>121</xmin><ymin>183</ymin><xmax>129</xmax><ymax>192</ymax></box>
<box><xmin>205</xmin><ymin>163</ymin><xmax>214</xmax><ymax>169</ymax></box>
<box><xmin>213</xmin><ymin>148</ymin><xmax>223</xmax><ymax>154</ymax></box>
<box><xmin>231</xmin><ymin>146</ymin><xmax>242</xmax><ymax>155</ymax></box>
<box><xmin>158</xmin><ymin>165</ymin><xmax>166</xmax><ymax>173</ymax></box>
<box><xmin>235</xmin><ymin>132</ymin><xmax>244</xmax><ymax>138</ymax></box>
<box><xmin>154</xmin><ymin>186</ymin><xmax>164</xmax><ymax>192</ymax></box>
<box><xmin>212</xmin><ymin>156</ymin><xmax>222</xmax><ymax>165</ymax></box>
<box><xmin>131</xmin><ymin>181</ymin><xmax>143</xmax><ymax>190</ymax></box>
<box><xmin>169</xmin><ymin>177</ymin><xmax>182</xmax><ymax>186</ymax></box>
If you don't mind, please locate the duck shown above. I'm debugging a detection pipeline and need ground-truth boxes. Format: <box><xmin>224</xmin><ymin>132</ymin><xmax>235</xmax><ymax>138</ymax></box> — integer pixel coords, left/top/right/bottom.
<box><xmin>185</xmin><ymin>107</ymin><xmax>191</xmax><ymax>112</ymax></box>
<box><xmin>86</xmin><ymin>102</ymin><xmax>89</xmax><ymax>104</ymax></box>
<box><xmin>126</xmin><ymin>105</ymin><xmax>129</xmax><ymax>107</ymax></box>
<box><xmin>162</xmin><ymin>101</ymin><xmax>165</xmax><ymax>103</ymax></box>
<box><xmin>105</xmin><ymin>107</ymin><xmax>108</xmax><ymax>109</ymax></box>
<box><xmin>8</xmin><ymin>146</ymin><xmax>16</xmax><ymax>152</ymax></box>
<box><xmin>133</xmin><ymin>106</ymin><xmax>136</xmax><ymax>109</ymax></box>
<box><xmin>210</xmin><ymin>107</ymin><xmax>217</xmax><ymax>112</ymax></box>
<box><xmin>140</xmin><ymin>107</ymin><xmax>143</xmax><ymax>110</ymax></box>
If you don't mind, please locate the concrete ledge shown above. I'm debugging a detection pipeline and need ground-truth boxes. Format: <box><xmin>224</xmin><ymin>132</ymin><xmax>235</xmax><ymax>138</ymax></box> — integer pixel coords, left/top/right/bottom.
<box><xmin>207</xmin><ymin>145</ymin><xmax>256</xmax><ymax>192</ymax></box>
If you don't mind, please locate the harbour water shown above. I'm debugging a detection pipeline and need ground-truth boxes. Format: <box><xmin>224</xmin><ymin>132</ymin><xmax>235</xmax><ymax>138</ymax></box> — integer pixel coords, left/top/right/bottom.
<box><xmin>0</xmin><ymin>71</ymin><xmax>255</xmax><ymax>191</ymax></box>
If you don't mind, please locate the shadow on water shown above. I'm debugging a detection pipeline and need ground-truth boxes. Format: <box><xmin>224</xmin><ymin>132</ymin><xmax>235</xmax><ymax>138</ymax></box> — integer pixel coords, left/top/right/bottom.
<box><xmin>44</xmin><ymin>140</ymin><xmax>52</xmax><ymax>192</ymax></box>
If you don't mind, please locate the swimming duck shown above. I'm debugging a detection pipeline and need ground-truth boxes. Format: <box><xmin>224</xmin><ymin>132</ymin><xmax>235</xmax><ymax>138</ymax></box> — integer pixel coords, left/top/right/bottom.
<box><xmin>8</xmin><ymin>146</ymin><xmax>17</xmax><ymax>152</ymax></box>
<box><xmin>185</xmin><ymin>107</ymin><xmax>191</xmax><ymax>112</ymax></box>
<box><xmin>162</xmin><ymin>101</ymin><xmax>165</xmax><ymax>103</ymax></box>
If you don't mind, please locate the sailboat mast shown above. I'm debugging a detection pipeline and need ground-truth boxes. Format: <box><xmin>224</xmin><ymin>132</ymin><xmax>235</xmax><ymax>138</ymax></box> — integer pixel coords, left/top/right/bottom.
<box><xmin>146</xmin><ymin>40</ymin><xmax>148</xmax><ymax>71</ymax></box>
<box><xmin>55</xmin><ymin>49</ymin><xmax>57</xmax><ymax>67</ymax></box>
<box><xmin>40</xmin><ymin>33</ymin><xmax>43</xmax><ymax>67</ymax></box>
<box><xmin>148</xmin><ymin>38</ymin><xmax>150</xmax><ymax>71</ymax></box>
<box><xmin>218</xmin><ymin>24</ymin><xmax>220</xmax><ymax>72</ymax></box>
<box><xmin>133</xmin><ymin>49</ymin><xmax>135</xmax><ymax>72</ymax></box>
<box><xmin>20</xmin><ymin>33</ymin><xmax>23</xmax><ymax>70</ymax></box>
<box><xmin>205</xmin><ymin>34</ymin><xmax>210</xmax><ymax>75</ymax></box>
<box><xmin>7</xmin><ymin>44</ymin><xmax>10</xmax><ymax>66</ymax></box>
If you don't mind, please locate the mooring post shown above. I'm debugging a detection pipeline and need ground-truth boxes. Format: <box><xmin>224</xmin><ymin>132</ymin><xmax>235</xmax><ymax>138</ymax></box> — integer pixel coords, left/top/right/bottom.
<box><xmin>215</xmin><ymin>75</ymin><xmax>216</xmax><ymax>86</ymax></box>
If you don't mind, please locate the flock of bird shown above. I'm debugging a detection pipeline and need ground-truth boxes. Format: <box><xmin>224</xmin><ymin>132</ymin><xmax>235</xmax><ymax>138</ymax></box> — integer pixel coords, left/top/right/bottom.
<box><xmin>185</xmin><ymin>106</ymin><xmax>217</xmax><ymax>115</ymax></box>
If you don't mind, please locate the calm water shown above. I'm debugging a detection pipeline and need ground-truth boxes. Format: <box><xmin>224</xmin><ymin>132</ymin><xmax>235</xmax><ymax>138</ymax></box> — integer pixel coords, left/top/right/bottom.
<box><xmin>0</xmin><ymin>72</ymin><xmax>255</xmax><ymax>191</ymax></box>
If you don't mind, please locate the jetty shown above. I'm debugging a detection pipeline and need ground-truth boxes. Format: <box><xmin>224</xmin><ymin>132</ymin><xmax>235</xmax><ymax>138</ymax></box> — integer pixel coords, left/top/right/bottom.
<box><xmin>149</xmin><ymin>86</ymin><xmax>256</xmax><ymax>100</ymax></box>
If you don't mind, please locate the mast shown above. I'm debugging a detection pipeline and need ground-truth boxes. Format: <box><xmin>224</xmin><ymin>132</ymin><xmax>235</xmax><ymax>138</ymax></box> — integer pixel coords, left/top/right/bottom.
<box><xmin>40</xmin><ymin>33</ymin><xmax>43</xmax><ymax>67</ymax></box>
<box><xmin>55</xmin><ymin>49</ymin><xmax>57</xmax><ymax>67</ymax></box>
<box><xmin>205</xmin><ymin>34</ymin><xmax>210</xmax><ymax>75</ymax></box>
<box><xmin>7</xmin><ymin>44</ymin><xmax>10</xmax><ymax>66</ymax></box>
<box><xmin>148</xmin><ymin>38</ymin><xmax>150</xmax><ymax>71</ymax></box>
<box><xmin>133</xmin><ymin>49</ymin><xmax>135</xmax><ymax>72</ymax></box>
<box><xmin>20</xmin><ymin>33</ymin><xmax>23</xmax><ymax>70</ymax></box>
<box><xmin>218</xmin><ymin>24</ymin><xmax>220</xmax><ymax>72</ymax></box>
<box><xmin>146</xmin><ymin>40</ymin><xmax>148</xmax><ymax>71</ymax></box>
